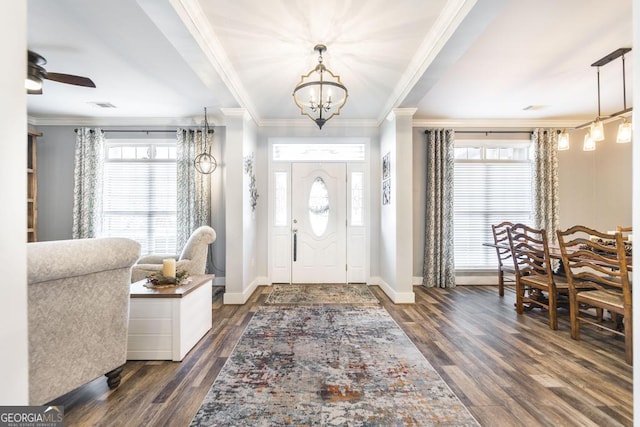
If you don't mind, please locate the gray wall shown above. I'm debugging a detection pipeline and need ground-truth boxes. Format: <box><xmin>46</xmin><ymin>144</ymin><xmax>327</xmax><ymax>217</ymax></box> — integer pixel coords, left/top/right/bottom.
<box><xmin>34</xmin><ymin>125</ymin><xmax>227</xmax><ymax>280</ymax></box>
<box><xmin>36</xmin><ymin>125</ymin><xmax>76</xmax><ymax>241</ymax></box>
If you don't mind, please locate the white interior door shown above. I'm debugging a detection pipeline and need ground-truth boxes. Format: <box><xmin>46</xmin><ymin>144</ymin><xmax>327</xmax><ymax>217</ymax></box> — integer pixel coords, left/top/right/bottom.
<box><xmin>291</xmin><ymin>163</ymin><xmax>346</xmax><ymax>283</ymax></box>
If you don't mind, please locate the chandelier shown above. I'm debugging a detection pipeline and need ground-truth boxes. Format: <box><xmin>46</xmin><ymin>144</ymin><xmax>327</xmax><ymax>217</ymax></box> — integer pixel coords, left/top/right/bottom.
<box><xmin>560</xmin><ymin>48</ymin><xmax>633</xmax><ymax>151</ymax></box>
<box><xmin>293</xmin><ymin>44</ymin><xmax>348</xmax><ymax>129</ymax></box>
<box><xmin>194</xmin><ymin>107</ymin><xmax>217</xmax><ymax>174</ymax></box>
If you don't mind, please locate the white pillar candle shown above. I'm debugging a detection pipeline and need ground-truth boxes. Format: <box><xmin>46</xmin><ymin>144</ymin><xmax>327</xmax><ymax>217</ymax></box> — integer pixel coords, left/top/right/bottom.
<box><xmin>162</xmin><ymin>258</ymin><xmax>176</xmax><ymax>278</ymax></box>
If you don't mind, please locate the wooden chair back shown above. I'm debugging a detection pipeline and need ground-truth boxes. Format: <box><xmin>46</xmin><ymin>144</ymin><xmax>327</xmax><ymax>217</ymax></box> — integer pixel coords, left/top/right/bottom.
<box><xmin>491</xmin><ymin>221</ymin><xmax>514</xmax><ymax>269</ymax></box>
<box><xmin>557</xmin><ymin>225</ymin><xmax>632</xmax><ymax>363</ymax></box>
<box><xmin>557</xmin><ymin>226</ymin><xmax>631</xmax><ymax>306</ymax></box>
<box><xmin>506</xmin><ymin>223</ymin><xmax>553</xmax><ymax>280</ymax></box>
<box><xmin>617</xmin><ymin>225</ymin><xmax>632</xmax><ymax>233</ymax></box>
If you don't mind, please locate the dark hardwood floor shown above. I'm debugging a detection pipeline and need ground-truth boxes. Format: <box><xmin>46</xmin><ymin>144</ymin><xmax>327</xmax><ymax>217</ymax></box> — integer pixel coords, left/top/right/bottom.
<box><xmin>52</xmin><ymin>285</ymin><xmax>633</xmax><ymax>426</ymax></box>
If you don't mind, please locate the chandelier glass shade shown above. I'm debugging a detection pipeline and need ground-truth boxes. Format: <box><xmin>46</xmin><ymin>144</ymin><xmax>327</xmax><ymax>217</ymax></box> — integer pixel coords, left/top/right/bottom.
<box><xmin>583</xmin><ymin>133</ymin><xmax>596</xmax><ymax>151</ymax></box>
<box><xmin>589</xmin><ymin>118</ymin><xmax>604</xmax><ymax>142</ymax></box>
<box><xmin>194</xmin><ymin>107</ymin><xmax>217</xmax><ymax>175</ymax></box>
<box><xmin>557</xmin><ymin>129</ymin><xmax>570</xmax><ymax>151</ymax></box>
<box><xmin>293</xmin><ymin>44</ymin><xmax>348</xmax><ymax>129</ymax></box>
<box><xmin>616</xmin><ymin>119</ymin><xmax>632</xmax><ymax>143</ymax></box>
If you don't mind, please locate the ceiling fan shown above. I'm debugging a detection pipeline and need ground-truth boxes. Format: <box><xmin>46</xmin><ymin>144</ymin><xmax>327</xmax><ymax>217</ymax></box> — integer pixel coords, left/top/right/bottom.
<box><xmin>26</xmin><ymin>50</ymin><xmax>96</xmax><ymax>94</ymax></box>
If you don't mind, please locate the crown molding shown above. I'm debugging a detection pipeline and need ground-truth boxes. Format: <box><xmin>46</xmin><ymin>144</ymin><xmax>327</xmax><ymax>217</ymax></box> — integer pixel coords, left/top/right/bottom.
<box><xmin>258</xmin><ymin>118</ymin><xmax>379</xmax><ymax>128</ymax></box>
<box><xmin>28</xmin><ymin>114</ymin><xmax>590</xmax><ymax>130</ymax></box>
<box><xmin>411</xmin><ymin>118</ymin><xmax>587</xmax><ymax>129</ymax></box>
<box><xmin>26</xmin><ymin>115</ymin><xmax>221</xmax><ymax>127</ymax></box>
<box><xmin>170</xmin><ymin>0</ymin><xmax>259</xmax><ymax>124</ymax></box>
<box><xmin>378</xmin><ymin>0</ymin><xmax>477</xmax><ymax>124</ymax></box>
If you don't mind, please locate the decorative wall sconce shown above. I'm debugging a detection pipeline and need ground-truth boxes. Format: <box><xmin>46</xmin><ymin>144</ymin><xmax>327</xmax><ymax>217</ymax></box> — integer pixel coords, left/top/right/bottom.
<box><xmin>194</xmin><ymin>107</ymin><xmax>217</xmax><ymax>174</ymax></box>
<box><xmin>293</xmin><ymin>44</ymin><xmax>348</xmax><ymax>129</ymax></box>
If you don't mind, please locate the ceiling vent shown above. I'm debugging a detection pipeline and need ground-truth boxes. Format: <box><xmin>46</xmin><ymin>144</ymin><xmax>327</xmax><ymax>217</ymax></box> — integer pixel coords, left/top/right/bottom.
<box><xmin>89</xmin><ymin>101</ymin><xmax>117</xmax><ymax>108</ymax></box>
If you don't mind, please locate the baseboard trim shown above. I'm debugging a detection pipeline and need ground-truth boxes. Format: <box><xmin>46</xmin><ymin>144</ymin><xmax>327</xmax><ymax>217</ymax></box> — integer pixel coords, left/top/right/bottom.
<box><xmin>455</xmin><ymin>273</ymin><xmax>499</xmax><ymax>285</ymax></box>
<box><xmin>223</xmin><ymin>276</ymin><xmax>269</xmax><ymax>305</ymax></box>
<box><xmin>368</xmin><ymin>276</ymin><xmax>415</xmax><ymax>304</ymax></box>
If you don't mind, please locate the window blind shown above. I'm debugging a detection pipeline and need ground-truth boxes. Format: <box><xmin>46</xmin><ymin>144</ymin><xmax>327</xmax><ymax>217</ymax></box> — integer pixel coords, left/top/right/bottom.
<box><xmin>454</xmin><ymin>162</ymin><xmax>533</xmax><ymax>270</ymax></box>
<box><xmin>101</xmin><ymin>141</ymin><xmax>177</xmax><ymax>255</ymax></box>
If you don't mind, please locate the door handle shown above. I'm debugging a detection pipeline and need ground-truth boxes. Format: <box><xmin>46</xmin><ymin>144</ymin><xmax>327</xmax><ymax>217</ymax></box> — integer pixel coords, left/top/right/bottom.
<box><xmin>293</xmin><ymin>229</ymin><xmax>297</xmax><ymax>262</ymax></box>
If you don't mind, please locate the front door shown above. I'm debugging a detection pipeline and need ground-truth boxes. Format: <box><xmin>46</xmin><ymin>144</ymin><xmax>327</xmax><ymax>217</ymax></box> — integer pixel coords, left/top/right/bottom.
<box><xmin>291</xmin><ymin>163</ymin><xmax>347</xmax><ymax>283</ymax></box>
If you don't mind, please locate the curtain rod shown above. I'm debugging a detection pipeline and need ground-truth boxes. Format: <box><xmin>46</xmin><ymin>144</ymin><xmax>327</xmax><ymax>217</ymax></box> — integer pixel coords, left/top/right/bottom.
<box><xmin>424</xmin><ymin>130</ymin><xmax>532</xmax><ymax>135</ymax></box>
<box><xmin>73</xmin><ymin>129</ymin><xmax>213</xmax><ymax>134</ymax></box>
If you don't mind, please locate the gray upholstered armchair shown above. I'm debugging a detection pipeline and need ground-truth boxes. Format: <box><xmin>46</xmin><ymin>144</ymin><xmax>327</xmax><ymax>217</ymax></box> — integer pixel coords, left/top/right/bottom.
<box><xmin>28</xmin><ymin>237</ymin><xmax>141</xmax><ymax>405</ymax></box>
<box><xmin>131</xmin><ymin>225</ymin><xmax>216</xmax><ymax>283</ymax></box>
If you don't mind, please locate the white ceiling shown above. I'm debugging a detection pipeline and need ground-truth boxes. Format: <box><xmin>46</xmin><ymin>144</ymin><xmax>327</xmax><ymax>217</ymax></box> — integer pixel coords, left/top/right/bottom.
<box><xmin>27</xmin><ymin>0</ymin><xmax>633</xmax><ymax>128</ymax></box>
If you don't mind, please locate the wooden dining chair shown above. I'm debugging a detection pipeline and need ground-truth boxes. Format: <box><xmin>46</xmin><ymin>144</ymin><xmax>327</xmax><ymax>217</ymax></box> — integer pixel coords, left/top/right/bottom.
<box><xmin>557</xmin><ymin>225</ymin><xmax>632</xmax><ymax>364</ymax></box>
<box><xmin>617</xmin><ymin>225</ymin><xmax>633</xmax><ymax>241</ymax></box>
<box><xmin>491</xmin><ymin>221</ymin><xmax>515</xmax><ymax>297</ymax></box>
<box><xmin>507</xmin><ymin>223</ymin><xmax>572</xmax><ymax>330</ymax></box>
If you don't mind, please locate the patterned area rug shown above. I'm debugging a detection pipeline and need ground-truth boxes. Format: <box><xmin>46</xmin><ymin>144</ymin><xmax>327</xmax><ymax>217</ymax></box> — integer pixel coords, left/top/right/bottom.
<box><xmin>191</xmin><ymin>306</ymin><xmax>479</xmax><ymax>426</ymax></box>
<box><xmin>265</xmin><ymin>283</ymin><xmax>379</xmax><ymax>305</ymax></box>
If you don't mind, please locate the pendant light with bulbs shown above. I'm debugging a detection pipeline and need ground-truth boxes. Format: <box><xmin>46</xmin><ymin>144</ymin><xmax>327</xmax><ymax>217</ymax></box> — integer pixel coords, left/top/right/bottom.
<box><xmin>560</xmin><ymin>47</ymin><xmax>633</xmax><ymax>151</ymax></box>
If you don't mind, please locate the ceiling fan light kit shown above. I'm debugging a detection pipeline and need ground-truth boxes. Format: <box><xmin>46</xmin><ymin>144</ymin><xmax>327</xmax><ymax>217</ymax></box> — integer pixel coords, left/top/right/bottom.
<box><xmin>26</xmin><ymin>50</ymin><xmax>96</xmax><ymax>95</ymax></box>
<box><xmin>293</xmin><ymin>44</ymin><xmax>348</xmax><ymax>129</ymax></box>
<box><xmin>564</xmin><ymin>47</ymin><xmax>633</xmax><ymax>151</ymax></box>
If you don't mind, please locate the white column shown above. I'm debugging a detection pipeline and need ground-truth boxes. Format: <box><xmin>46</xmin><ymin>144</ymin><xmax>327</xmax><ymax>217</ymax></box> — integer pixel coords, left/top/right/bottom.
<box><xmin>0</xmin><ymin>1</ymin><xmax>29</xmax><ymax>404</ymax></box>
<box><xmin>221</xmin><ymin>108</ymin><xmax>259</xmax><ymax>304</ymax></box>
<box><xmin>377</xmin><ymin>108</ymin><xmax>416</xmax><ymax>303</ymax></box>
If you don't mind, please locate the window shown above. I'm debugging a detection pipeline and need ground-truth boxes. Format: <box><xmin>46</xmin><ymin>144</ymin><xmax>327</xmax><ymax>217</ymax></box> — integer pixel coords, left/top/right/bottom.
<box><xmin>101</xmin><ymin>139</ymin><xmax>177</xmax><ymax>255</ymax></box>
<box><xmin>272</xmin><ymin>143</ymin><xmax>365</xmax><ymax>161</ymax></box>
<box><xmin>350</xmin><ymin>172</ymin><xmax>364</xmax><ymax>226</ymax></box>
<box><xmin>454</xmin><ymin>141</ymin><xmax>533</xmax><ymax>270</ymax></box>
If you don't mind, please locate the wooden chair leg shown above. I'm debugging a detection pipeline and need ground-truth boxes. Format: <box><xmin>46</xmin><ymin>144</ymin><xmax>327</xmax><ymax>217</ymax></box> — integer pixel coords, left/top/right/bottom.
<box><xmin>569</xmin><ymin>293</ymin><xmax>580</xmax><ymax>340</ymax></box>
<box><xmin>498</xmin><ymin>270</ymin><xmax>505</xmax><ymax>297</ymax></box>
<box><xmin>515</xmin><ymin>278</ymin><xmax>524</xmax><ymax>315</ymax></box>
<box><xmin>624</xmin><ymin>310</ymin><xmax>633</xmax><ymax>365</ymax></box>
<box><xmin>548</xmin><ymin>288</ymin><xmax>558</xmax><ymax>330</ymax></box>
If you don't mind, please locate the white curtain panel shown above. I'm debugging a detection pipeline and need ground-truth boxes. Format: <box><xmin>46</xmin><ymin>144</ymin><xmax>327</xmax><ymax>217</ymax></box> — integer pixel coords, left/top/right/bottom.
<box><xmin>423</xmin><ymin>129</ymin><xmax>456</xmax><ymax>288</ymax></box>
<box><xmin>72</xmin><ymin>128</ymin><xmax>105</xmax><ymax>239</ymax></box>
<box><xmin>532</xmin><ymin>128</ymin><xmax>560</xmax><ymax>244</ymax></box>
<box><xmin>176</xmin><ymin>129</ymin><xmax>212</xmax><ymax>252</ymax></box>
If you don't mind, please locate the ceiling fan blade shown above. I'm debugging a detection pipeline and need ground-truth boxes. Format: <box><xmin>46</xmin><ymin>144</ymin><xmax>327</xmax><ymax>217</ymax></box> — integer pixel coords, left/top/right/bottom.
<box><xmin>44</xmin><ymin>72</ymin><xmax>96</xmax><ymax>88</ymax></box>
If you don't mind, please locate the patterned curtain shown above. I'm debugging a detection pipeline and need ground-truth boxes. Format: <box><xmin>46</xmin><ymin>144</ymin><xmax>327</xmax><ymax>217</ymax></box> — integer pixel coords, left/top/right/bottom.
<box><xmin>532</xmin><ymin>128</ymin><xmax>560</xmax><ymax>243</ymax></box>
<box><xmin>72</xmin><ymin>128</ymin><xmax>105</xmax><ymax>239</ymax></box>
<box><xmin>423</xmin><ymin>129</ymin><xmax>455</xmax><ymax>288</ymax></box>
<box><xmin>176</xmin><ymin>129</ymin><xmax>211</xmax><ymax>252</ymax></box>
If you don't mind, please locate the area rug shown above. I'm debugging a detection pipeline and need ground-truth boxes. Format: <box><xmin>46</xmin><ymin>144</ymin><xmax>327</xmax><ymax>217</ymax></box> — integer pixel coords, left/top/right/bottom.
<box><xmin>190</xmin><ymin>306</ymin><xmax>479</xmax><ymax>426</ymax></box>
<box><xmin>264</xmin><ymin>283</ymin><xmax>379</xmax><ymax>305</ymax></box>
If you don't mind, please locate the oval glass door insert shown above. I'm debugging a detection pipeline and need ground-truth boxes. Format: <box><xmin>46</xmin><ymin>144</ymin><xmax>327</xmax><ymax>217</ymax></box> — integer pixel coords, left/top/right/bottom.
<box><xmin>308</xmin><ymin>177</ymin><xmax>330</xmax><ymax>236</ymax></box>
